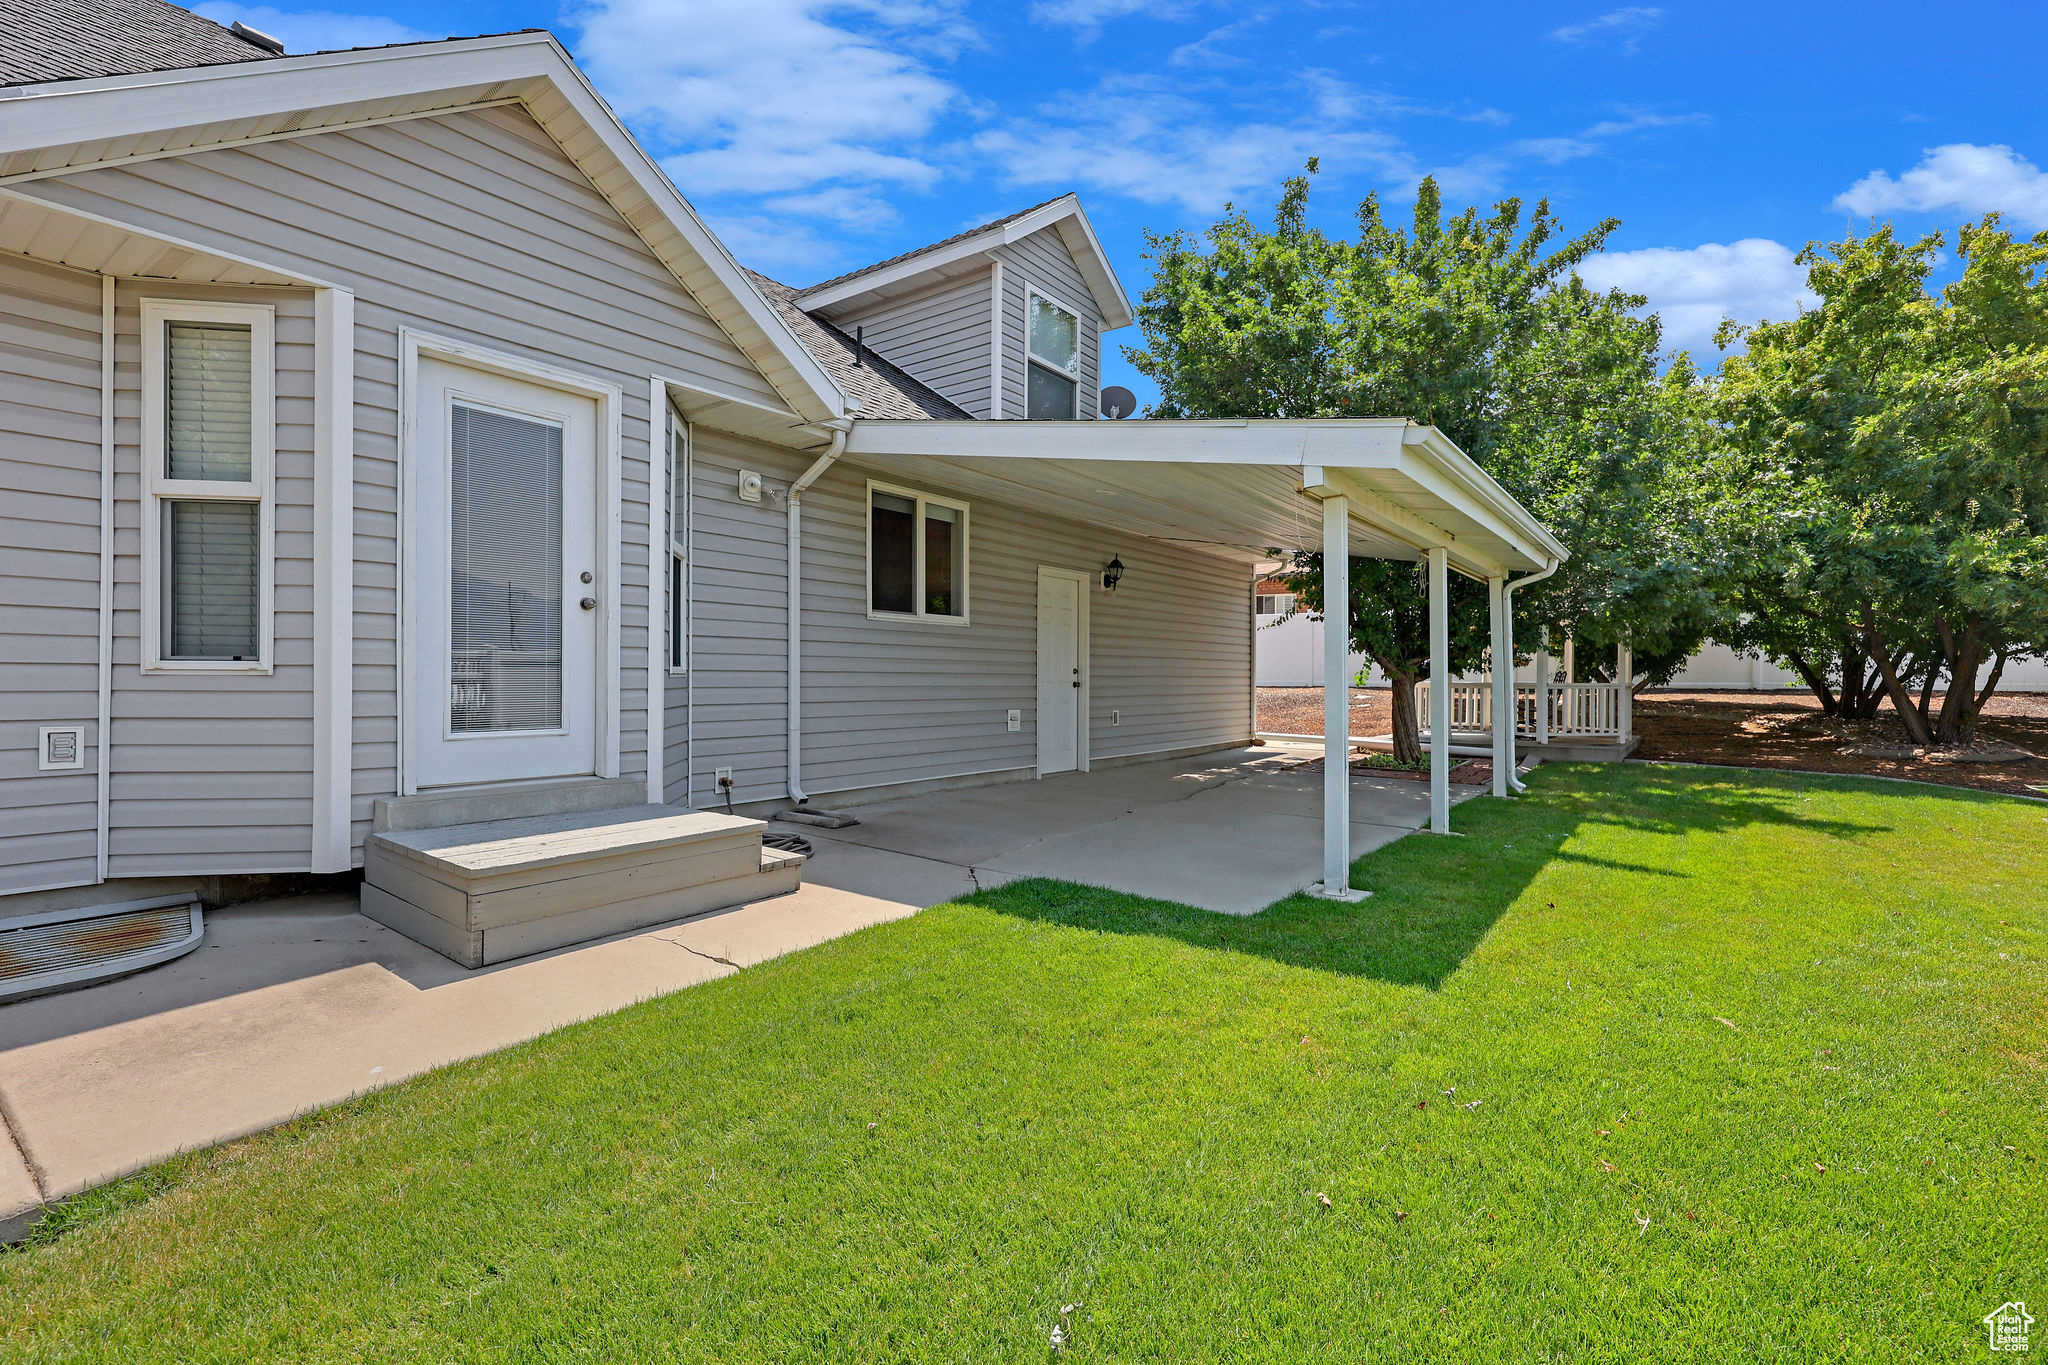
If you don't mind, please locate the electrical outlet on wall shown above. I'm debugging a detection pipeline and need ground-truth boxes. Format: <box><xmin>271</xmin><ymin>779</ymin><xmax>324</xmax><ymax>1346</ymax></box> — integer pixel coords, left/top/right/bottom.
<box><xmin>1006</xmin><ymin>709</ymin><xmax>1021</xmax><ymax>732</ymax></box>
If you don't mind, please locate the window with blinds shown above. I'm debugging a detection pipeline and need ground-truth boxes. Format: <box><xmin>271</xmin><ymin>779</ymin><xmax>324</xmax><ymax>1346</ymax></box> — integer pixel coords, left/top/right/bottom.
<box><xmin>165</xmin><ymin>322</ymin><xmax>253</xmax><ymax>481</ymax></box>
<box><xmin>144</xmin><ymin>302</ymin><xmax>272</xmax><ymax>669</ymax></box>
<box><xmin>447</xmin><ymin>402</ymin><xmax>565</xmax><ymax>733</ymax></box>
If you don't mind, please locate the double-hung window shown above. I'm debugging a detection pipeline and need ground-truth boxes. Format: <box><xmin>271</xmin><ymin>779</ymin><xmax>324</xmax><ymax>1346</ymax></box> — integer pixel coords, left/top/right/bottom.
<box><xmin>867</xmin><ymin>481</ymin><xmax>968</xmax><ymax>623</ymax></box>
<box><xmin>1026</xmin><ymin>289</ymin><xmax>1081</xmax><ymax>420</ymax></box>
<box><xmin>142</xmin><ymin>300</ymin><xmax>274</xmax><ymax>672</ymax></box>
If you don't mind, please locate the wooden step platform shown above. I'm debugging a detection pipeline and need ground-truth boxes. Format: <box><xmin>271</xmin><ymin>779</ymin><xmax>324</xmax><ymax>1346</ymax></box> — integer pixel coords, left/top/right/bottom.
<box><xmin>361</xmin><ymin>805</ymin><xmax>802</xmax><ymax>968</ymax></box>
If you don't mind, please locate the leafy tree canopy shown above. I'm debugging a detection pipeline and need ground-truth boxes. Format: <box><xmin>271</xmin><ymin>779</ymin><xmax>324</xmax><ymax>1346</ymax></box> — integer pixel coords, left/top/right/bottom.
<box><xmin>1127</xmin><ymin>168</ymin><xmax>1712</xmax><ymax>756</ymax></box>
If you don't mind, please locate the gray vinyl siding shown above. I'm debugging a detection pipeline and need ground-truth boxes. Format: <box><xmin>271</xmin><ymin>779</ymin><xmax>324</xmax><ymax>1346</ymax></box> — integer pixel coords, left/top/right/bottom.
<box><xmin>0</xmin><ymin>257</ymin><xmax>103</xmax><ymax>893</ymax></box>
<box><xmin>833</xmin><ymin>271</ymin><xmax>993</xmax><ymax>418</ymax></box>
<box><xmin>991</xmin><ymin>226</ymin><xmax>1101</xmax><ymax>421</ymax></box>
<box><xmin>680</xmin><ymin>430</ymin><xmax>1253</xmax><ymax>809</ymax></box>
<box><xmin>20</xmin><ymin>105</ymin><xmax>785</xmax><ymax>861</ymax></box>
<box><xmin>108</xmin><ymin>281</ymin><xmax>317</xmax><ymax>875</ymax></box>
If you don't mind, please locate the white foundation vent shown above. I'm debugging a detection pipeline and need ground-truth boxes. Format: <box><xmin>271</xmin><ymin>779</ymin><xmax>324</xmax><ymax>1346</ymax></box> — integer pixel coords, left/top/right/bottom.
<box><xmin>38</xmin><ymin>726</ymin><xmax>85</xmax><ymax>771</ymax></box>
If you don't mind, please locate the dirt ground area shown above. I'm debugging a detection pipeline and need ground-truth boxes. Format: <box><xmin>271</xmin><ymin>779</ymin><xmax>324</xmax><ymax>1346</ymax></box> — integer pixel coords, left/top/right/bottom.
<box><xmin>1256</xmin><ymin>686</ymin><xmax>2048</xmax><ymax>798</ymax></box>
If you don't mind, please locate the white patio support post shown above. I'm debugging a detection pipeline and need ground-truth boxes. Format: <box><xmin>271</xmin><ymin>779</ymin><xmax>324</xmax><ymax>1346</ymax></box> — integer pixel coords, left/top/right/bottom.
<box><xmin>1427</xmin><ymin>546</ymin><xmax>1452</xmax><ymax>834</ymax></box>
<box><xmin>1617</xmin><ymin>642</ymin><xmax>1634</xmax><ymax>744</ymax></box>
<box><xmin>1313</xmin><ymin>493</ymin><xmax>1367</xmax><ymax>900</ymax></box>
<box><xmin>1488</xmin><ymin>575</ymin><xmax>1510</xmax><ymax>798</ymax></box>
<box><xmin>1535</xmin><ymin>634</ymin><xmax>1550</xmax><ymax>746</ymax></box>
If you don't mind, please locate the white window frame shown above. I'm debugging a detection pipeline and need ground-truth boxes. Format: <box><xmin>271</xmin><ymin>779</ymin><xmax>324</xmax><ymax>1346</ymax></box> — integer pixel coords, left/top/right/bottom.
<box><xmin>1024</xmin><ymin>285</ymin><xmax>1082</xmax><ymax>421</ymax></box>
<box><xmin>140</xmin><ymin>298</ymin><xmax>276</xmax><ymax>674</ymax></box>
<box><xmin>865</xmin><ymin>478</ymin><xmax>971</xmax><ymax>626</ymax></box>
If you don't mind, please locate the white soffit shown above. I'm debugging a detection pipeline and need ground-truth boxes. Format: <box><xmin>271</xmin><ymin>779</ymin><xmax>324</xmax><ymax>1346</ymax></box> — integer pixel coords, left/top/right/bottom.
<box><xmin>844</xmin><ymin>418</ymin><xmax>1567</xmax><ymax>576</ymax></box>
<box><xmin>0</xmin><ymin>186</ymin><xmax>327</xmax><ymax>285</ymax></box>
<box><xmin>795</xmin><ymin>194</ymin><xmax>1136</xmax><ymax>331</ymax></box>
<box><xmin>0</xmin><ymin>32</ymin><xmax>850</xmax><ymax>425</ymax></box>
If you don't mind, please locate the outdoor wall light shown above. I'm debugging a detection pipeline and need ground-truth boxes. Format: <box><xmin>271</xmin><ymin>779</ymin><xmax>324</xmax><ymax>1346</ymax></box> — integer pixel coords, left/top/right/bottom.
<box><xmin>1102</xmin><ymin>555</ymin><xmax>1126</xmax><ymax>594</ymax></box>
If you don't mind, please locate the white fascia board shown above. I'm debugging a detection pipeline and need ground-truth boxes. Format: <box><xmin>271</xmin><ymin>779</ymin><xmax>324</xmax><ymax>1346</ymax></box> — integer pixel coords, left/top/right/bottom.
<box><xmin>0</xmin><ymin>32</ymin><xmax>850</xmax><ymax>426</ymax></box>
<box><xmin>845</xmin><ymin>417</ymin><xmax>1414</xmax><ymax>466</ymax></box>
<box><xmin>0</xmin><ymin>33</ymin><xmax>553</xmax><ymax>155</ymax></box>
<box><xmin>1398</xmin><ymin>425</ymin><xmax>1570</xmax><ymax>566</ymax></box>
<box><xmin>797</xmin><ymin>193</ymin><xmax>1135</xmax><ymax>331</ymax></box>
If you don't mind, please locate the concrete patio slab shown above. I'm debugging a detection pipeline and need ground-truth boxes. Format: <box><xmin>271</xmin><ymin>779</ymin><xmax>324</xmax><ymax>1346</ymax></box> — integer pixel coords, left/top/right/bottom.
<box><xmin>804</xmin><ymin>744</ymin><xmax>1481</xmax><ymax>915</ymax></box>
<box><xmin>0</xmin><ymin>744</ymin><xmax>1477</xmax><ymax>1231</ymax></box>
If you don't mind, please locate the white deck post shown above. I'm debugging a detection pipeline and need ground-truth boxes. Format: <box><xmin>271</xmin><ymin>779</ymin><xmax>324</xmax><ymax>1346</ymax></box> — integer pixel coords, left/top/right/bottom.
<box><xmin>1535</xmin><ymin>635</ymin><xmax>1550</xmax><ymax>746</ymax></box>
<box><xmin>1428</xmin><ymin>546</ymin><xmax>1451</xmax><ymax>833</ymax></box>
<box><xmin>1489</xmin><ymin>575</ymin><xmax>1510</xmax><ymax>798</ymax></box>
<box><xmin>1314</xmin><ymin>495</ymin><xmax>1366</xmax><ymax>900</ymax></box>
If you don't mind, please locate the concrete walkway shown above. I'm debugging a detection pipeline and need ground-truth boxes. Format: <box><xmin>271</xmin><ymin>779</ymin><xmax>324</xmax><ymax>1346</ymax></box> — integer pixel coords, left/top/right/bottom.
<box><xmin>0</xmin><ymin>744</ymin><xmax>1470</xmax><ymax>1233</ymax></box>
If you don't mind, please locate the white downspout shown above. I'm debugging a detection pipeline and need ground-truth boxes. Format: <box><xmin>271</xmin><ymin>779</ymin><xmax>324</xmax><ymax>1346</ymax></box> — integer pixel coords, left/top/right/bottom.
<box><xmin>786</xmin><ymin>413</ymin><xmax>856</xmax><ymax>806</ymax></box>
<box><xmin>1501</xmin><ymin>558</ymin><xmax>1560</xmax><ymax>794</ymax></box>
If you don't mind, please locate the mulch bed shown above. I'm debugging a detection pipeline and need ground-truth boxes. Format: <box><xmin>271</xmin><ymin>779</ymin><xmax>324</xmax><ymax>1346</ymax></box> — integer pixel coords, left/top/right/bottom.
<box><xmin>1632</xmin><ymin>690</ymin><xmax>2048</xmax><ymax>799</ymax></box>
<box><xmin>1258</xmin><ymin>685</ymin><xmax>2048</xmax><ymax>799</ymax></box>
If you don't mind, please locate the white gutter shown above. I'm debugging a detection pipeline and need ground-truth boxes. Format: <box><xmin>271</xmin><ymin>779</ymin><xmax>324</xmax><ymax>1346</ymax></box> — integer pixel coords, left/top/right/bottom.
<box><xmin>786</xmin><ymin>412</ymin><xmax>856</xmax><ymax>805</ymax></box>
<box><xmin>1501</xmin><ymin>558</ymin><xmax>1561</xmax><ymax>794</ymax></box>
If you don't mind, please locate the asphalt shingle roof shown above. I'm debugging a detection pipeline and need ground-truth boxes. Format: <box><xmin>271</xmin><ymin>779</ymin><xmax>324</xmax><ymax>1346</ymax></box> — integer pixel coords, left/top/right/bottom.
<box><xmin>0</xmin><ymin>0</ymin><xmax>280</xmax><ymax>85</ymax></box>
<box><xmin>747</xmin><ymin>270</ymin><xmax>972</xmax><ymax>421</ymax></box>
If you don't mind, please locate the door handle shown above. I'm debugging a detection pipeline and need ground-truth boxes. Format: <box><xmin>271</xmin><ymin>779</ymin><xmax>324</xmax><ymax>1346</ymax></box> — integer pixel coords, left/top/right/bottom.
<box><xmin>580</xmin><ymin>597</ymin><xmax>597</xmax><ymax>611</ymax></box>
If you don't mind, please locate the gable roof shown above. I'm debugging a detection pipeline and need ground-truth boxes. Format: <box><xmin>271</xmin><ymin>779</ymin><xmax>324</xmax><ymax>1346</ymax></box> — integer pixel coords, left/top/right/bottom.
<box><xmin>0</xmin><ymin>29</ymin><xmax>851</xmax><ymax>430</ymax></box>
<box><xmin>0</xmin><ymin>0</ymin><xmax>278</xmax><ymax>86</ymax></box>
<box><xmin>795</xmin><ymin>192</ymin><xmax>1135</xmax><ymax>332</ymax></box>
<box><xmin>748</xmin><ymin>271</ymin><xmax>970</xmax><ymax>421</ymax></box>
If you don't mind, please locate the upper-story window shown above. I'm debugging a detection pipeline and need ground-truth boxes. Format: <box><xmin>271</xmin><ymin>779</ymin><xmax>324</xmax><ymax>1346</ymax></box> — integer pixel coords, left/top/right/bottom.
<box><xmin>1026</xmin><ymin>289</ymin><xmax>1080</xmax><ymax>420</ymax></box>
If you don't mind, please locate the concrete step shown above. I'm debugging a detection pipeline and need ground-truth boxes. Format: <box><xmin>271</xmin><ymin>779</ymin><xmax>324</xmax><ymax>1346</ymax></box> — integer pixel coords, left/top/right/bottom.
<box><xmin>361</xmin><ymin>805</ymin><xmax>802</xmax><ymax>968</ymax></box>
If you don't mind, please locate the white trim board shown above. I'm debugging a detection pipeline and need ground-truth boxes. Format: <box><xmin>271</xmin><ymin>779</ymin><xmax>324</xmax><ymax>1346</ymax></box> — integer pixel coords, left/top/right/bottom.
<box><xmin>395</xmin><ymin>328</ymin><xmax>624</xmax><ymax>796</ymax></box>
<box><xmin>310</xmin><ymin>287</ymin><xmax>356</xmax><ymax>871</ymax></box>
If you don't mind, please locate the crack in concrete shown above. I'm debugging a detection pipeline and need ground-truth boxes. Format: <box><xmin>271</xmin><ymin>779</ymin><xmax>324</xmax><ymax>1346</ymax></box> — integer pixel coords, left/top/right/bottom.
<box><xmin>661</xmin><ymin>939</ymin><xmax>743</xmax><ymax>971</ymax></box>
<box><xmin>0</xmin><ymin>1082</ymin><xmax>48</xmax><ymax>1205</ymax></box>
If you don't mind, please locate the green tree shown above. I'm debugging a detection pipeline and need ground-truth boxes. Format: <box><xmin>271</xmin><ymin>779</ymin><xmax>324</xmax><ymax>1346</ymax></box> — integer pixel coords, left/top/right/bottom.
<box><xmin>1710</xmin><ymin>218</ymin><xmax>2048</xmax><ymax>743</ymax></box>
<box><xmin>1129</xmin><ymin>169</ymin><xmax>1709</xmax><ymax>758</ymax></box>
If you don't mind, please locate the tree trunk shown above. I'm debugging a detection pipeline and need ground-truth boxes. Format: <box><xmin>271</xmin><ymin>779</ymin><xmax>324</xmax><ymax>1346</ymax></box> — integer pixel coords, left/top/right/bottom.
<box><xmin>1387</xmin><ymin>668</ymin><xmax>1423</xmax><ymax>765</ymax></box>
<box><xmin>1858</xmin><ymin>609</ymin><xmax>1935</xmax><ymax>746</ymax></box>
<box><xmin>1975</xmin><ymin>649</ymin><xmax>2009</xmax><ymax>715</ymax></box>
<box><xmin>1932</xmin><ymin>614</ymin><xmax>1988</xmax><ymax>744</ymax></box>
<box><xmin>1781</xmin><ymin>648</ymin><xmax>1839</xmax><ymax>716</ymax></box>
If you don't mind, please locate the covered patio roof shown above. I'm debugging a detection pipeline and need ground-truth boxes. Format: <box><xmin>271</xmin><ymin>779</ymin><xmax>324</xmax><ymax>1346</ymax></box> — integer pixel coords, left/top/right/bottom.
<box><xmin>842</xmin><ymin>417</ymin><xmax>1565</xmax><ymax>580</ymax></box>
<box><xmin>840</xmin><ymin>413</ymin><xmax>1568</xmax><ymax>899</ymax></box>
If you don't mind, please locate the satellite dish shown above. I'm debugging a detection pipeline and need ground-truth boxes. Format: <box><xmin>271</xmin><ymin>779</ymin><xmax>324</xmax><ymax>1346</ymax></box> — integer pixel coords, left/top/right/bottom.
<box><xmin>1099</xmin><ymin>386</ymin><xmax>1137</xmax><ymax>420</ymax></box>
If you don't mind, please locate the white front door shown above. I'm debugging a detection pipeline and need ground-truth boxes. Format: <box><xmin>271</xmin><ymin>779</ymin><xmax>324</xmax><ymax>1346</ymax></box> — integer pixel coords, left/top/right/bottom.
<box><xmin>412</xmin><ymin>358</ymin><xmax>600</xmax><ymax>788</ymax></box>
<box><xmin>1036</xmin><ymin>569</ymin><xmax>1085</xmax><ymax>775</ymax></box>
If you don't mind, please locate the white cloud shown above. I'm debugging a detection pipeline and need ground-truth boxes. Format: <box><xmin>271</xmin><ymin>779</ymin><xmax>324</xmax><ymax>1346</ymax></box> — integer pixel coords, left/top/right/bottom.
<box><xmin>762</xmin><ymin>187</ymin><xmax>901</xmax><ymax>231</ymax></box>
<box><xmin>1029</xmin><ymin>0</ymin><xmax>1192</xmax><ymax>34</ymax></box>
<box><xmin>970</xmin><ymin>72</ymin><xmax>1415</xmax><ymax>215</ymax></box>
<box><xmin>1548</xmin><ymin>6</ymin><xmax>1662</xmax><ymax>51</ymax></box>
<box><xmin>1577</xmin><ymin>239</ymin><xmax>1816</xmax><ymax>356</ymax></box>
<box><xmin>1832</xmin><ymin>143</ymin><xmax>2048</xmax><ymax>230</ymax></box>
<box><xmin>190</xmin><ymin>2</ymin><xmax>437</xmax><ymax>53</ymax></box>
<box><xmin>703</xmin><ymin>214</ymin><xmax>848</xmax><ymax>277</ymax></box>
<box><xmin>564</xmin><ymin>0</ymin><xmax>966</xmax><ymax>197</ymax></box>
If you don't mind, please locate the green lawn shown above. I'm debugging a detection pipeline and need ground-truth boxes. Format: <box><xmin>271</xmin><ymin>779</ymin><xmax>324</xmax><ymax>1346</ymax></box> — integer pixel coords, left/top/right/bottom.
<box><xmin>5</xmin><ymin>764</ymin><xmax>2044</xmax><ymax>1362</ymax></box>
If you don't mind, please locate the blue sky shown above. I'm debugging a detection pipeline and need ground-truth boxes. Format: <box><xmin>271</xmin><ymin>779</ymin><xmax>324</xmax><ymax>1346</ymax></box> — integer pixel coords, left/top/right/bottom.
<box><xmin>196</xmin><ymin>0</ymin><xmax>2048</xmax><ymax>407</ymax></box>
